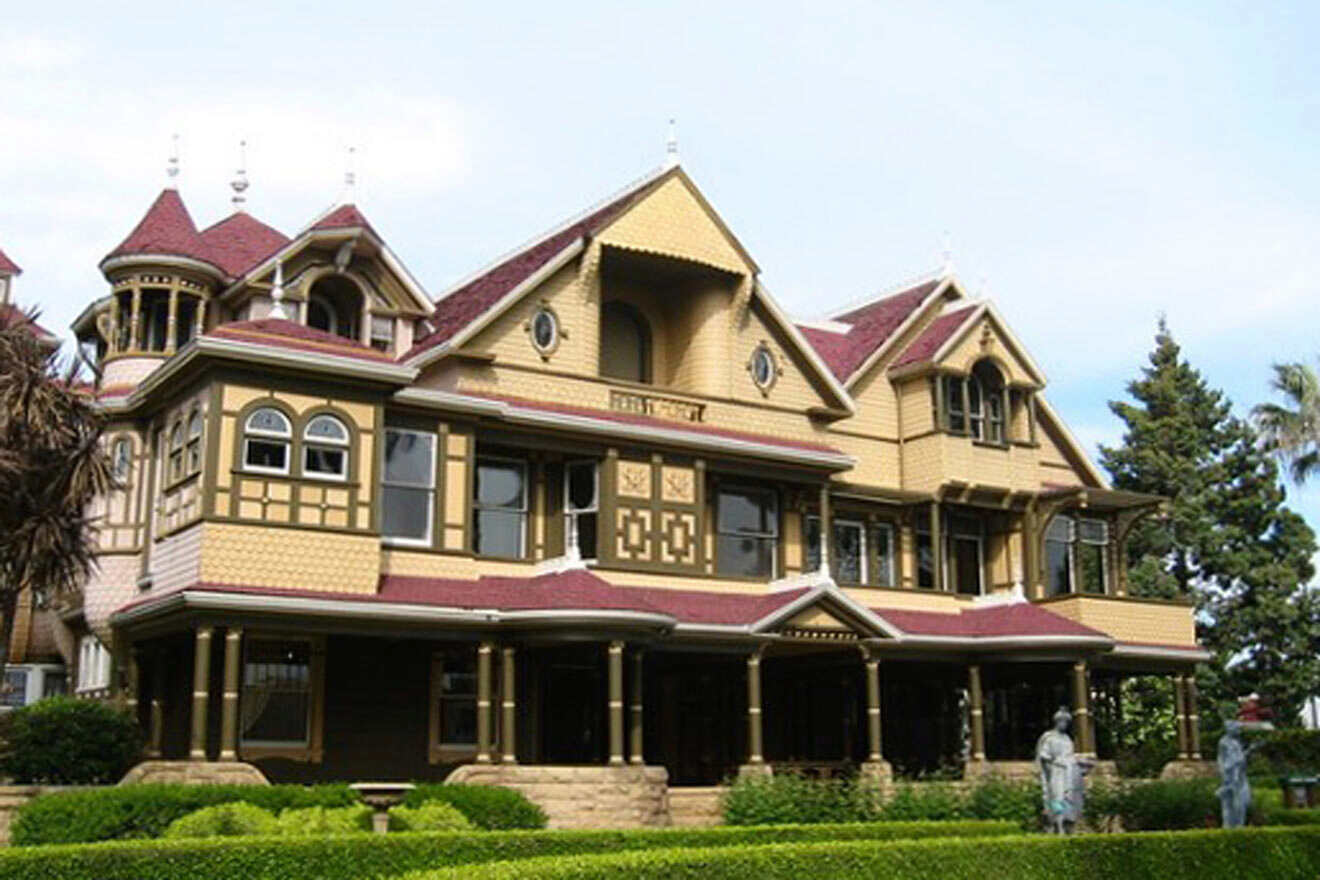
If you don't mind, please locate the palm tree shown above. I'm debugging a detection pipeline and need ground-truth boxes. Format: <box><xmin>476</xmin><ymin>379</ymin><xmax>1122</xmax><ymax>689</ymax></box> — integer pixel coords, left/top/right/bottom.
<box><xmin>1254</xmin><ymin>360</ymin><xmax>1320</xmax><ymax>484</ymax></box>
<box><xmin>0</xmin><ymin>309</ymin><xmax>112</xmax><ymax>680</ymax></box>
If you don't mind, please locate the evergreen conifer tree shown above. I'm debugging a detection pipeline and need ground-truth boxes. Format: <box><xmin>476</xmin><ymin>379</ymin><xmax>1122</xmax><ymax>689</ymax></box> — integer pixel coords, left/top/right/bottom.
<box><xmin>1100</xmin><ymin>320</ymin><xmax>1318</xmax><ymax>725</ymax></box>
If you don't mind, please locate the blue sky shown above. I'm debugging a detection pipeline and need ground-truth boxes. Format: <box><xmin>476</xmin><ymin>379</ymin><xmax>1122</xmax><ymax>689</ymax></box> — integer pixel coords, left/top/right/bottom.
<box><xmin>3</xmin><ymin>1</ymin><xmax>1317</xmax><ymax>555</ymax></box>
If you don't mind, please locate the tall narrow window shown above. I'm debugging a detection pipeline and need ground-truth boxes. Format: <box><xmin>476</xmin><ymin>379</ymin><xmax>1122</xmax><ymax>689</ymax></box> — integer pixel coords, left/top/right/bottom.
<box><xmin>916</xmin><ymin>526</ymin><xmax>935</xmax><ymax>589</ymax></box>
<box><xmin>473</xmin><ymin>458</ymin><xmax>528</xmax><ymax>558</ymax></box>
<box><xmin>1045</xmin><ymin>515</ymin><xmax>1074</xmax><ymax>597</ymax></box>
<box><xmin>115</xmin><ymin>292</ymin><xmax>133</xmax><ymax>351</ymax></box>
<box><xmin>141</xmin><ymin>289</ymin><xmax>171</xmax><ymax>352</ymax></box>
<box><xmin>874</xmin><ymin>523</ymin><xmax>896</xmax><ymax>587</ymax></box>
<box><xmin>943</xmin><ymin>375</ymin><xmax>966</xmax><ymax>433</ymax></box>
<box><xmin>565</xmin><ymin>461</ymin><xmax>598</xmax><ymax>561</ymax></box>
<box><xmin>805</xmin><ymin>516</ymin><xmax>866</xmax><ymax>584</ymax></box>
<box><xmin>369</xmin><ymin>316</ymin><xmax>394</xmax><ymax>353</ymax></box>
<box><xmin>186</xmin><ymin>410</ymin><xmax>203</xmax><ymax>474</ymax></box>
<box><xmin>1076</xmin><ymin>518</ymin><xmax>1109</xmax><ymax>594</ymax></box>
<box><xmin>433</xmin><ymin>651</ymin><xmax>477</xmax><ymax>747</ymax></box>
<box><xmin>986</xmin><ymin>393</ymin><xmax>1005</xmax><ymax>444</ymax></box>
<box><xmin>112</xmin><ymin>437</ymin><xmax>132</xmax><ymax>481</ymax></box>
<box><xmin>168</xmin><ymin>422</ymin><xmax>184</xmax><ymax>481</ymax></box>
<box><xmin>966</xmin><ymin>377</ymin><xmax>983</xmax><ymax>439</ymax></box>
<box><xmin>600</xmin><ymin>301</ymin><xmax>651</xmax><ymax>383</ymax></box>
<box><xmin>303</xmin><ymin>414</ymin><xmax>350</xmax><ymax>480</ymax></box>
<box><xmin>382</xmin><ymin>429</ymin><xmax>436</xmax><ymax>544</ymax></box>
<box><xmin>716</xmin><ymin>487</ymin><xmax>778</xmax><ymax>578</ymax></box>
<box><xmin>241</xmin><ymin>639</ymin><xmax>311</xmax><ymax>747</ymax></box>
<box><xmin>242</xmin><ymin>407</ymin><xmax>292</xmax><ymax>475</ymax></box>
<box><xmin>949</xmin><ymin>515</ymin><xmax>983</xmax><ymax>596</ymax></box>
<box><xmin>175</xmin><ymin>295</ymin><xmax>198</xmax><ymax>349</ymax></box>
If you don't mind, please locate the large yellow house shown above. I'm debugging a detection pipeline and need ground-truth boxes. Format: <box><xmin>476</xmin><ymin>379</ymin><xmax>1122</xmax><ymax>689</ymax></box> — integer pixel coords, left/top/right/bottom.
<box><xmin>55</xmin><ymin>160</ymin><xmax>1205</xmax><ymax>822</ymax></box>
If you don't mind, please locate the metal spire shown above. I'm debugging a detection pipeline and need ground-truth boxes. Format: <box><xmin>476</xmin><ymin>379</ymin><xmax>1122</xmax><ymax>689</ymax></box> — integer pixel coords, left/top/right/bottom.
<box><xmin>664</xmin><ymin>119</ymin><xmax>679</xmax><ymax>169</ymax></box>
<box><xmin>344</xmin><ymin>146</ymin><xmax>357</xmax><ymax>203</ymax></box>
<box><xmin>269</xmin><ymin>260</ymin><xmax>288</xmax><ymax>320</ymax></box>
<box><xmin>230</xmin><ymin>140</ymin><xmax>250</xmax><ymax>209</ymax></box>
<box><xmin>940</xmin><ymin>229</ymin><xmax>954</xmax><ymax>276</ymax></box>
<box><xmin>166</xmin><ymin>134</ymin><xmax>180</xmax><ymax>187</ymax></box>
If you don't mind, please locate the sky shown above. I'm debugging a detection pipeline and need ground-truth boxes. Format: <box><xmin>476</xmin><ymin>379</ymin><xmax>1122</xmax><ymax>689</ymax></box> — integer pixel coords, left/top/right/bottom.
<box><xmin>2</xmin><ymin>1</ymin><xmax>1317</xmax><ymax>556</ymax></box>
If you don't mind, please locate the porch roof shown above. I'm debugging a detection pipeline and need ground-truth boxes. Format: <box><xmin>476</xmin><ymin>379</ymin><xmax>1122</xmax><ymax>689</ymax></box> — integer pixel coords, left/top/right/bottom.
<box><xmin>871</xmin><ymin>601</ymin><xmax>1109</xmax><ymax>641</ymax></box>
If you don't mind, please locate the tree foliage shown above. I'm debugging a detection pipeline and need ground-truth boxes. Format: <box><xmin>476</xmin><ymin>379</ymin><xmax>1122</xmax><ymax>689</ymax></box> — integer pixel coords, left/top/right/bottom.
<box><xmin>0</xmin><ymin>309</ymin><xmax>112</xmax><ymax>674</ymax></box>
<box><xmin>1099</xmin><ymin>320</ymin><xmax>1318</xmax><ymax>725</ymax></box>
<box><xmin>1254</xmin><ymin>360</ymin><xmax>1320</xmax><ymax>485</ymax></box>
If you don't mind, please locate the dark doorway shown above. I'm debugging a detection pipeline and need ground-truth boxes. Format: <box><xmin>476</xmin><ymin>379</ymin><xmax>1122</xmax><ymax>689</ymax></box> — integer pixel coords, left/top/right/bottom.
<box><xmin>880</xmin><ymin>662</ymin><xmax>966</xmax><ymax>777</ymax></box>
<box><xmin>539</xmin><ymin>647</ymin><xmax>606</xmax><ymax>764</ymax></box>
<box><xmin>983</xmin><ymin>663</ymin><xmax>1070</xmax><ymax>760</ymax></box>
<box><xmin>763</xmin><ymin>653</ymin><xmax>865</xmax><ymax>767</ymax></box>
<box><xmin>647</xmin><ymin>653</ymin><xmax>744</xmax><ymax>785</ymax></box>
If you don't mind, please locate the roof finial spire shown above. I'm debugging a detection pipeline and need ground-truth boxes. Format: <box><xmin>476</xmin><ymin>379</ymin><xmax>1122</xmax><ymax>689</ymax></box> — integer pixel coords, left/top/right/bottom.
<box><xmin>230</xmin><ymin>139</ymin><xmax>250</xmax><ymax>210</ymax></box>
<box><xmin>344</xmin><ymin>146</ymin><xmax>357</xmax><ymax>203</ymax></box>
<box><xmin>664</xmin><ymin>118</ymin><xmax>679</xmax><ymax>169</ymax></box>
<box><xmin>940</xmin><ymin>229</ymin><xmax>954</xmax><ymax>277</ymax></box>
<box><xmin>165</xmin><ymin>133</ymin><xmax>180</xmax><ymax>187</ymax></box>
<box><xmin>269</xmin><ymin>260</ymin><xmax>288</xmax><ymax>320</ymax></box>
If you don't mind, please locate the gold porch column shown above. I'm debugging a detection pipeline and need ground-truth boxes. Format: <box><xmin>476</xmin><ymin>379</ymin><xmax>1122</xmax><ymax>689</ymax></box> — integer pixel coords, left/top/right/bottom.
<box><xmin>1173</xmin><ymin>674</ymin><xmax>1190</xmax><ymax>759</ymax></box>
<box><xmin>968</xmin><ymin>664</ymin><xmax>986</xmax><ymax>761</ymax></box>
<box><xmin>476</xmin><ymin>642</ymin><xmax>494</xmax><ymax>764</ymax></box>
<box><xmin>146</xmin><ymin>652</ymin><xmax>165</xmax><ymax>758</ymax></box>
<box><xmin>746</xmin><ymin>649</ymin><xmax>765</xmax><ymax>765</ymax></box>
<box><xmin>629</xmin><ymin>650</ymin><xmax>645</xmax><ymax>765</ymax></box>
<box><xmin>818</xmin><ymin>484</ymin><xmax>832</xmax><ymax>573</ymax></box>
<box><xmin>501</xmin><ymin>647</ymin><xmax>517</xmax><ymax>764</ymax></box>
<box><xmin>165</xmin><ymin>290</ymin><xmax>179</xmax><ymax>354</ymax></box>
<box><xmin>607</xmin><ymin>642</ymin><xmax>625</xmax><ymax>766</ymax></box>
<box><xmin>189</xmin><ymin>626</ymin><xmax>213</xmax><ymax>761</ymax></box>
<box><xmin>930</xmin><ymin>501</ymin><xmax>945</xmax><ymax>592</ymax></box>
<box><xmin>1071</xmin><ymin>661</ymin><xmax>1094</xmax><ymax>757</ymax></box>
<box><xmin>219</xmin><ymin>628</ymin><xmax>243</xmax><ymax>760</ymax></box>
<box><xmin>1185</xmin><ymin>674</ymin><xmax>1202</xmax><ymax>760</ymax></box>
<box><xmin>129</xmin><ymin>288</ymin><xmax>142</xmax><ymax>352</ymax></box>
<box><xmin>865</xmin><ymin>655</ymin><xmax>883</xmax><ymax>763</ymax></box>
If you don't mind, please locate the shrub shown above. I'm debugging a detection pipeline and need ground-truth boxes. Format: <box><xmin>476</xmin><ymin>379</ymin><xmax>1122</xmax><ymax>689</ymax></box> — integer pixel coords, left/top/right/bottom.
<box><xmin>1102</xmin><ymin>778</ymin><xmax>1219</xmax><ymax>831</ymax></box>
<box><xmin>403</xmin><ymin>827</ymin><xmax>1320</xmax><ymax>880</ymax></box>
<box><xmin>11</xmin><ymin>783</ymin><xmax>357</xmax><ymax>845</ymax></box>
<box><xmin>162</xmin><ymin>803</ymin><xmax>279</xmax><ymax>839</ymax></box>
<box><xmin>403</xmin><ymin>784</ymin><xmax>547</xmax><ymax>830</ymax></box>
<box><xmin>1114</xmin><ymin>737</ymin><xmax>1179</xmax><ymax>778</ymax></box>
<box><xmin>0</xmin><ymin>820</ymin><xmax>1019</xmax><ymax>880</ymax></box>
<box><xmin>390</xmin><ymin>801</ymin><xmax>474</xmax><ymax>832</ymax></box>
<box><xmin>0</xmin><ymin>697</ymin><xmax>141</xmax><ymax>784</ymax></box>
<box><xmin>722</xmin><ymin>774</ymin><xmax>879</xmax><ymax>825</ymax></box>
<box><xmin>1249</xmin><ymin>728</ymin><xmax>1320</xmax><ymax>778</ymax></box>
<box><xmin>275</xmin><ymin>805</ymin><xmax>374</xmax><ymax>835</ymax></box>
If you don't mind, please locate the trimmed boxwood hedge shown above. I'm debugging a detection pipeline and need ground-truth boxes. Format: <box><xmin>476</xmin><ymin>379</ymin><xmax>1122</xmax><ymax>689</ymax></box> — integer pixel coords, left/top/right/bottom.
<box><xmin>404</xmin><ymin>827</ymin><xmax>1320</xmax><ymax>880</ymax></box>
<box><xmin>11</xmin><ymin>782</ymin><xmax>546</xmax><ymax>845</ymax></box>
<box><xmin>0</xmin><ymin>820</ymin><xmax>1018</xmax><ymax>880</ymax></box>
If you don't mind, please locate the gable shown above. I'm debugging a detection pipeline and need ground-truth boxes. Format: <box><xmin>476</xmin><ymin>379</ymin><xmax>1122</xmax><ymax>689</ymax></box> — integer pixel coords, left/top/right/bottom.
<box><xmin>596</xmin><ymin>174</ymin><xmax>753</xmax><ymax>276</ymax></box>
<box><xmin>938</xmin><ymin>311</ymin><xmax>1043</xmax><ymax>387</ymax></box>
<box><xmin>732</xmin><ymin>297</ymin><xmax>846</xmax><ymax>412</ymax></box>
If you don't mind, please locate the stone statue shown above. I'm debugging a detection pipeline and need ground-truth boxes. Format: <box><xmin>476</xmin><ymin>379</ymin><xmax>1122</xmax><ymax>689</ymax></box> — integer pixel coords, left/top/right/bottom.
<box><xmin>1036</xmin><ymin>707</ymin><xmax>1092</xmax><ymax>834</ymax></box>
<box><xmin>1217</xmin><ymin>721</ymin><xmax>1260</xmax><ymax>828</ymax></box>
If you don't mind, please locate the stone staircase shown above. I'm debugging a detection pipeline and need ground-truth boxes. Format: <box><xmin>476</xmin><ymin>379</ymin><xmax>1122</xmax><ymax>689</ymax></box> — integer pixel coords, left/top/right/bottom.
<box><xmin>667</xmin><ymin>786</ymin><xmax>724</xmax><ymax>827</ymax></box>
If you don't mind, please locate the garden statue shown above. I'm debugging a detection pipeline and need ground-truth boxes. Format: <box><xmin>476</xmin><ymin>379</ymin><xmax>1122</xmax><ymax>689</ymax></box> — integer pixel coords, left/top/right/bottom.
<box><xmin>1217</xmin><ymin>721</ymin><xmax>1260</xmax><ymax>828</ymax></box>
<box><xmin>1036</xmin><ymin>707</ymin><xmax>1092</xmax><ymax>834</ymax></box>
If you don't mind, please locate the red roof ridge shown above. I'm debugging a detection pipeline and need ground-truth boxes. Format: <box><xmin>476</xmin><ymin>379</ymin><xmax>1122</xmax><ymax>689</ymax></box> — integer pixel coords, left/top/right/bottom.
<box><xmin>797</xmin><ymin>278</ymin><xmax>944</xmax><ymax>381</ymax></box>
<box><xmin>889</xmin><ymin>303</ymin><xmax>981</xmax><ymax>370</ymax></box>
<box><xmin>198</xmin><ymin>212</ymin><xmax>290</xmax><ymax>278</ymax></box>
<box><xmin>0</xmin><ymin>246</ymin><xmax>21</xmax><ymax>276</ymax></box>
<box><xmin>206</xmin><ymin>318</ymin><xmax>395</xmax><ymax>362</ymax></box>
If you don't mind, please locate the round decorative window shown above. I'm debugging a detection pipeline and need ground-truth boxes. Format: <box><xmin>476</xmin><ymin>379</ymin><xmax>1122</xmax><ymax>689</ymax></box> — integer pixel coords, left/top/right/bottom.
<box><xmin>530</xmin><ymin>306</ymin><xmax>559</xmax><ymax>356</ymax></box>
<box><xmin>750</xmin><ymin>344</ymin><xmax>777</xmax><ymax>393</ymax></box>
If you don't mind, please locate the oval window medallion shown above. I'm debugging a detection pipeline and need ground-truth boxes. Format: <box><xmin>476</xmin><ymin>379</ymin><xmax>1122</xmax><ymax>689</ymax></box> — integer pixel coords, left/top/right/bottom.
<box><xmin>529</xmin><ymin>306</ymin><xmax>560</xmax><ymax>358</ymax></box>
<box><xmin>750</xmin><ymin>343</ymin><xmax>778</xmax><ymax>394</ymax></box>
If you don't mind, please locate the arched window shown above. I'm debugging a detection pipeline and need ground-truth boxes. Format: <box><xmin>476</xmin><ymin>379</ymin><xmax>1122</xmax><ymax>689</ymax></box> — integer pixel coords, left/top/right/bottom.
<box><xmin>112</xmin><ymin>437</ymin><xmax>132</xmax><ymax>482</ymax></box>
<box><xmin>306</xmin><ymin>276</ymin><xmax>363</xmax><ymax>341</ymax></box>
<box><xmin>303</xmin><ymin>414</ymin><xmax>350</xmax><ymax>480</ymax></box>
<box><xmin>243</xmin><ymin>407</ymin><xmax>292</xmax><ymax>474</ymax></box>
<box><xmin>186</xmin><ymin>409</ymin><xmax>204</xmax><ymax>474</ymax></box>
<box><xmin>168</xmin><ymin>422</ymin><xmax>185</xmax><ymax>481</ymax></box>
<box><xmin>938</xmin><ymin>361</ymin><xmax>1008</xmax><ymax>444</ymax></box>
<box><xmin>600</xmin><ymin>301</ymin><xmax>651</xmax><ymax>383</ymax></box>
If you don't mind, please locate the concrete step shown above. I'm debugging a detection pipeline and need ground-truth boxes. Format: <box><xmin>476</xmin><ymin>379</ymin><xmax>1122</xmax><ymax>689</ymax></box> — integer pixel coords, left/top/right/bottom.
<box><xmin>668</xmin><ymin>786</ymin><xmax>724</xmax><ymax>827</ymax></box>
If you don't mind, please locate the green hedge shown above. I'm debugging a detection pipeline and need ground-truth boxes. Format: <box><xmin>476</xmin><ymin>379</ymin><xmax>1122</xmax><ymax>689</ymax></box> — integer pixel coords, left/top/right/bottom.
<box><xmin>404</xmin><ymin>827</ymin><xmax>1320</xmax><ymax>880</ymax></box>
<box><xmin>0</xmin><ymin>698</ymin><xmax>142</xmax><ymax>784</ymax></box>
<box><xmin>0</xmin><ymin>820</ymin><xmax>1018</xmax><ymax>880</ymax></box>
<box><xmin>402</xmin><ymin>784</ymin><xmax>547</xmax><ymax>829</ymax></box>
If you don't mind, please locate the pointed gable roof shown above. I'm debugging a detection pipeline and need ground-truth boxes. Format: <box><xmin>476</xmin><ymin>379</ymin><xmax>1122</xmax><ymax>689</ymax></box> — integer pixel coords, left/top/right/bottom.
<box><xmin>310</xmin><ymin>203</ymin><xmax>377</xmax><ymax>235</ymax></box>
<box><xmin>0</xmin><ymin>247</ymin><xmax>21</xmax><ymax>276</ymax></box>
<box><xmin>798</xmin><ymin>278</ymin><xmax>942</xmax><ymax>382</ymax></box>
<box><xmin>406</xmin><ymin>167</ymin><xmax>672</xmax><ymax>361</ymax></box>
<box><xmin>198</xmin><ymin>212</ymin><xmax>290</xmax><ymax>278</ymax></box>
<box><xmin>102</xmin><ymin>189</ymin><xmax>220</xmax><ymax>273</ymax></box>
<box><xmin>890</xmin><ymin>304</ymin><xmax>980</xmax><ymax>370</ymax></box>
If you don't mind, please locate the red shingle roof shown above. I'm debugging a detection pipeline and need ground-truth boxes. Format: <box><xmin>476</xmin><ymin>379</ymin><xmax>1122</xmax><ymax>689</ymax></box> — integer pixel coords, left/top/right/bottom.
<box><xmin>460</xmin><ymin>390</ymin><xmax>846</xmax><ymax>456</ymax></box>
<box><xmin>198</xmin><ymin>212</ymin><xmax>290</xmax><ymax>278</ymax></box>
<box><xmin>405</xmin><ymin>173</ymin><xmax>667</xmax><ymax>361</ymax></box>
<box><xmin>797</xmin><ymin>280</ymin><xmax>940</xmax><ymax>382</ymax></box>
<box><xmin>103</xmin><ymin>189</ymin><xmax>219</xmax><ymax>271</ymax></box>
<box><xmin>890</xmin><ymin>305</ymin><xmax>979</xmax><ymax>370</ymax></box>
<box><xmin>205</xmin><ymin>318</ymin><xmax>396</xmax><ymax>362</ymax></box>
<box><xmin>873</xmin><ymin>602</ymin><xmax>1107</xmax><ymax>640</ymax></box>
<box><xmin>310</xmin><ymin>204</ymin><xmax>377</xmax><ymax>235</ymax></box>
<box><xmin>0</xmin><ymin>304</ymin><xmax>55</xmax><ymax>340</ymax></box>
<box><xmin>0</xmin><ymin>247</ymin><xmax>21</xmax><ymax>276</ymax></box>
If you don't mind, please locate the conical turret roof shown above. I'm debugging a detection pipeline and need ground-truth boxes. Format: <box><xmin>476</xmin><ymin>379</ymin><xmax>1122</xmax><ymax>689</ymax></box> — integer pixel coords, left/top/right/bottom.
<box><xmin>199</xmin><ymin>212</ymin><xmax>290</xmax><ymax>278</ymax></box>
<box><xmin>102</xmin><ymin>189</ymin><xmax>221</xmax><ymax>274</ymax></box>
<box><xmin>0</xmin><ymin>247</ymin><xmax>21</xmax><ymax>277</ymax></box>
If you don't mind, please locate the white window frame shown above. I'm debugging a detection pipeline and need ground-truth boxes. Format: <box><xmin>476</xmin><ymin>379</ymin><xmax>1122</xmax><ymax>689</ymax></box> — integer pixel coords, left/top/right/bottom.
<box><xmin>242</xmin><ymin>408</ymin><xmax>293</xmax><ymax>476</ymax></box>
<box><xmin>947</xmin><ymin>515</ymin><xmax>985</xmax><ymax>596</ymax></box>
<box><xmin>186</xmin><ymin>409</ymin><xmax>203</xmax><ymax>474</ymax></box>
<box><xmin>239</xmin><ymin>637</ymin><xmax>313</xmax><ymax>749</ymax></box>
<box><xmin>168</xmin><ymin>421</ymin><xmax>185</xmax><ymax>482</ymax></box>
<box><xmin>302</xmin><ymin>414</ymin><xmax>351</xmax><ymax>482</ymax></box>
<box><xmin>564</xmin><ymin>460</ymin><xmax>599</xmax><ymax>562</ymax></box>
<box><xmin>805</xmin><ymin>515</ymin><xmax>868</xmax><ymax>584</ymax></box>
<box><xmin>473</xmin><ymin>455</ymin><xmax>529</xmax><ymax>558</ymax></box>
<box><xmin>873</xmin><ymin>522</ymin><xmax>896</xmax><ymax>587</ymax></box>
<box><xmin>381</xmin><ymin>428</ymin><xmax>437</xmax><ymax>548</ymax></box>
<box><xmin>369</xmin><ymin>315</ymin><xmax>395</xmax><ymax>353</ymax></box>
<box><xmin>76</xmin><ymin>635</ymin><xmax>111</xmax><ymax>693</ymax></box>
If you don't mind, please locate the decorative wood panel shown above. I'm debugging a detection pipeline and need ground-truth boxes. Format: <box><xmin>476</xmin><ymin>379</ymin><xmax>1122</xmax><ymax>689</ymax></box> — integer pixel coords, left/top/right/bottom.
<box><xmin>605</xmin><ymin>455</ymin><xmax>704</xmax><ymax>574</ymax></box>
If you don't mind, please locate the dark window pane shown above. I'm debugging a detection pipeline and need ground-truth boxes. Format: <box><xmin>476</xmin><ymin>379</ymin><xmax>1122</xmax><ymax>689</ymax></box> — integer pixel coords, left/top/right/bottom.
<box><xmin>476</xmin><ymin>461</ymin><xmax>525</xmax><ymax>508</ymax></box>
<box><xmin>245</xmin><ymin>439</ymin><xmax>287</xmax><ymax>470</ymax></box>
<box><xmin>917</xmin><ymin>532</ymin><xmax>934</xmax><ymax>589</ymax></box>
<box><xmin>874</xmin><ymin>527</ymin><xmax>894</xmax><ymax>586</ymax></box>
<box><xmin>718</xmin><ymin>488</ymin><xmax>776</xmax><ymax>535</ymax></box>
<box><xmin>304</xmin><ymin>446</ymin><xmax>346</xmax><ymax>477</ymax></box>
<box><xmin>834</xmin><ymin>523</ymin><xmax>863</xmax><ymax>584</ymax></box>
<box><xmin>716</xmin><ymin>534</ymin><xmax>773</xmax><ymax>578</ymax></box>
<box><xmin>566</xmin><ymin>463</ymin><xmax>596</xmax><ymax>511</ymax></box>
<box><xmin>441</xmin><ymin>700</ymin><xmax>477</xmax><ymax>744</ymax></box>
<box><xmin>1078</xmin><ymin>542</ymin><xmax>1106</xmax><ymax>594</ymax></box>
<box><xmin>953</xmin><ymin>536</ymin><xmax>981</xmax><ymax>595</ymax></box>
<box><xmin>383</xmin><ymin>485</ymin><xmax>431</xmax><ymax>540</ymax></box>
<box><xmin>572</xmin><ymin>512</ymin><xmax>598</xmax><ymax>560</ymax></box>
<box><xmin>2</xmin><ymin>670</ymin><xmax>27</xmax><ymax>707</ymax></box>
<box><xmin>804</xmin><ymin>516</ymin><xmax>822</xmax><ymax>572</ymax></box>
<box><xmin>241</xmin><ymin>641</ymin><xmax>311</xmax><ymax>745</ymax></box>
<box><xmin>475</xmin><ymin>509</ymin><xmax>524</xmax><ymax>557</ymax></box>
<box><xmin>1046</xmin><ymin>539</ymin><xmax>1072</xmax><ymax>596</ymax></box>
<box><xmin>384</xmin><ymin>431</ymin><xmax>433</xmax><ymax>485</ymax></box>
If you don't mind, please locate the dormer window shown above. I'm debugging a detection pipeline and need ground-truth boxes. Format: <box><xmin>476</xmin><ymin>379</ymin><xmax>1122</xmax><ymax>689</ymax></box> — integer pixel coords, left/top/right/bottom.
<box><xmin>243</xmin><ymin>407</ymin><xmax>292</xmax><ymax>475</ymax></box>
<box><xmin>369</xmin><ymin>316</ymin><xmax>394</xmax><ymax>353</ymax></box>
<box><xmin>306</xmin><ymin>276</ymin><xmax>362</xmax><ymax>341</ymax></box>
<box><xmin>600</xmin><ymin>300</ymin><xmax>651</xmax><ymax>384</ymax></box>
<box><xmin>935</xmin><ymin>360</ymin><xmax>1010</xmax><ymax>444</ymax></box>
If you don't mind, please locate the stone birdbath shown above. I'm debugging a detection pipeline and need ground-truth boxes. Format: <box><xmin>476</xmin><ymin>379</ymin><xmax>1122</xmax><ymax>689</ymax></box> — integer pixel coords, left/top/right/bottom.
<box><xmin>350</xmin><ymin>782</ymin><xmax>416</xmax><ymax>834</ymax></box>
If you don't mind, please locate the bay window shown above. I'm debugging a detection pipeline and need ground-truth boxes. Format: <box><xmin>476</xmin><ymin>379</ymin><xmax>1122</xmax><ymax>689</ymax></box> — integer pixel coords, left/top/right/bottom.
<box><xmin>241</xmin><ymin>639</ymin><xmax>311</xmax><ymax>747</ymax></box>
<box><xmin>473</xmin><ymin>457</ymin><xmax>528</xmax><ymax>558</ymax></box>
<box><xmin>716</xmin><ymin>486</ymin><xmax>778</xmax><ymax>578</ymax></box>
<box><xmin>1045</xmin><ymin>514</ymin><xmax>1110</xmax><ymax>596</ymax></box>
<box><xmin>303</xmin><ymin>414</ymin><xmax>350</xmax><ymax>480</ymax></box>
<box><xmin>242</xmin><ymin>407</ymin><xmax>292</xmax><ymax>475</ymax></box>
<box><xmin>382</xmin><ymin>429</ymin><xmax>436</xmax><ymax>544</ymax></box>
<box><xmin>937</xmin><ymin>360</ymin><xmax>1010</xmax><ymax>444</ymax></box>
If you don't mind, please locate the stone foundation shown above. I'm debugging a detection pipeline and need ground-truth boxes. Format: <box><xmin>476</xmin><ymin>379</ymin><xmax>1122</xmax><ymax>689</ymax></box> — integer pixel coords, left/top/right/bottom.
<box><xmin>447</xmin><ymin>764</ymin><xmax>669</xmax><ymax>829</ymax></box>
<box><xmin>964</xmin><ymin>759</ymin><xmax>1118</xmax><ymax>784</ymax></box>
<box><xmin>1159</xmin><ymin>759</ymin><xmax>1216</xmax><ymax>780</ymax></box>
<box><xmin>119</xmin><ymin>761</ymin><xmax>270</xmax><ymax>786</ymax></box>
